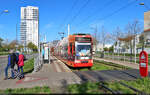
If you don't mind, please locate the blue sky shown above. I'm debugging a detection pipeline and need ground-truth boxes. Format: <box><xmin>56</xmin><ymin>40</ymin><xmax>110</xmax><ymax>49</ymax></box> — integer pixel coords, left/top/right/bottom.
<box><xmin>0</xmin><ymin>0</ymin><xmax>148</xmax><ymax>43</ymax></box>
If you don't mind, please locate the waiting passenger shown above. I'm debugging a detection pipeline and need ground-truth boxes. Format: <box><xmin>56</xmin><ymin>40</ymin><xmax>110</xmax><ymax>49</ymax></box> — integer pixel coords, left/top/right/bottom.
<box><xmin>4</xmin><ymin>50</ymin><xmax>16</xmax><ymax>80</ymax></box>
<box><xmin>17</xmin><ymin>52</ymin><xmax>24</xmax><ymax>77</ymax></box>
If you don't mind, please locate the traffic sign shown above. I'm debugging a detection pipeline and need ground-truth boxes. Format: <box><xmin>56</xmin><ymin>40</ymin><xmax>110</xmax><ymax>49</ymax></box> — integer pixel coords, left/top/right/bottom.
<box><xmin>139</xmin><ymin>51</ymin><xmax>148</xmax><ymax>77</ymax></box>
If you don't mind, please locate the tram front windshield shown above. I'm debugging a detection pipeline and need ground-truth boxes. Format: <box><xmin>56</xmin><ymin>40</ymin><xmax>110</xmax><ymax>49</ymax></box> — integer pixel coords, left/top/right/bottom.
<box><xmin>76</xmin><ymin>45</ymin><xmax>91</xmax><ymax>57</ymax></box>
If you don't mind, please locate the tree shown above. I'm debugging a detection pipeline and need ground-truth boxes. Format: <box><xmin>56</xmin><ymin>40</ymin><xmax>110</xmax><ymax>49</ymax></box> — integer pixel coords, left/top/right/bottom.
<box><xmin>92</xmin><ymin>36</ymin><xmax>99</xmax><ymax>48</ymax></box>
<box><xmin>111</xmin><ymin>27</ymin><xmax>124</xmax><ymax>44</ymax></box>
<box><xmin>0</xmin><ymin>37</ymin><xmax>3</xmax><ymax>48</ymax></box>
<box><xmin>109</xmin><ymin>46</ymin><xmax>114</xmax><ymax>53</ymax></box>
<box><xmin>18</xmin><ymin>45</ymin><xmax>24</xmax><ymax>51</ymax></box>
<box><xmin>8</xmin><ymin>40</ymin><xmax>17</xmax><ymax>50</ymax></box>
<box><xmin>91</xmin><ymin>25</ymin><xmax>99</xmax><ymax>51</ymax></box>
<box><xmin>99</xmin><ymin>26</ymin><xmax>110</xmax><ymax>51</ymax></box>
<box><xmin>104</xmin><ymin>47</ymin><xmax>108</xmax><ymax>52</ymax></box>
<box><xmin>125</xmin><ymin>20</ymin><xmax>142</xmax><ymax>62</ymax></box>
<box><xmin>27</xmin><ymin>42</ymin><xmax>38</xmax><ymax>52</ymax></box>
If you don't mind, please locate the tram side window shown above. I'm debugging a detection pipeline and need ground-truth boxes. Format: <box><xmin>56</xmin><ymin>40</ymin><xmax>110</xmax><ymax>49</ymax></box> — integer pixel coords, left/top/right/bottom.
<box><xmin>70</xmin><ymin>43</ymin><xmax>72</xmax><ymax>55</ymax></box>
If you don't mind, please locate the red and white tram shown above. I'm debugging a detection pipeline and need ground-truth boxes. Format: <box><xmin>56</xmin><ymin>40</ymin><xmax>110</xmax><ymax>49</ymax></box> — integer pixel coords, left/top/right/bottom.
<box><xmin>54</xmin><ymin>33</ymin><xmax>93</xmax><ymax>68</ymax></box>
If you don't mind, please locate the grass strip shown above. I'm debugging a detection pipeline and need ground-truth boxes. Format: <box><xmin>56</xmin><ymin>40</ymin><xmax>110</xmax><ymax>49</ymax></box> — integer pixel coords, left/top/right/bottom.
<box><xmin>67</xmin><ymin>77</ymin><xmax>150</xmax><ymax>94</ymax></box>
<box><xmin>68</xmin><ymin>82</ymin><xmax>102</xmax><ymax>94</ymax></box>
<box><xmin>0</xmin><ymin>52</ymin><xmax>9</xmax><ymax>56</ymax></box>
<box><xmin>0</xmin><ymin>86</ymin><xmax>51</xmax><ymax>94</ymax></box>
<box><xmin>94</xmin><ymin>60</ymin><xmax>131</xmax><ymax>70</ymax></box>
<box><xmin>72</xmin><ymin>60</ymin><xmax>131</xmax><ymax>71</ymax></box>
<box><xmin>121</xmin><ymin>77</ymin><xmax>150</xmax><ymax>94</ymax></box>
<box><xmin>23</xmin><ymin>58</ymin><xmax>34</xmax><ymax>74</ymax></box>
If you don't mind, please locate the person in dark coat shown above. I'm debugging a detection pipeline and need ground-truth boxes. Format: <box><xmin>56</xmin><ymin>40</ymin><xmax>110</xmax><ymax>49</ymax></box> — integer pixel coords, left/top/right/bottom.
<box><xmin>4</xmin><ymin>50</ymin><xmax>16</xmax><ymax>80</ymax></box>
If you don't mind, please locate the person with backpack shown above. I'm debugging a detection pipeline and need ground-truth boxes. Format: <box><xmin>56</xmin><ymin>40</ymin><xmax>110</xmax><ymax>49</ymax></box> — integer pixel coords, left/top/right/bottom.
<box><xmin>17</xmin><ymin>52</ymin><xmax>24</xmax><ymax>77</ymax></box>
<box><xmin>4</xmin><ymin>50</ymin><xmax>16</xmax><ymax>80</ymax></box>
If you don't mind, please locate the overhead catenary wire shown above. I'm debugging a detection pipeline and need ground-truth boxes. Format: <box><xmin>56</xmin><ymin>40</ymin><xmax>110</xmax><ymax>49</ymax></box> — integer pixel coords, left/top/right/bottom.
<box><xmin>97</xmin><ymin>0</ymin><xmax>137</xmax><ymax>21</ymax></box>
<box><xmin>75</xmin><ymin>0</ymin><xmax>115</xmax><ymax>27</ymax></box>
<box><xmin>68</xmin><ymin>0</ymin><xmax>91</xmax><ymax>25</ymax></box>
<box><xmin>77</xmin><ymin>0</ymin><xmax>138</xmax><ymax>33</ymax></box>
<box><xmin>60</xmin><ymin>0</ymin><xmax>91</xmax><ymax>36</ymax></box>
<box><xmin>59</xmin><ymin>0</ymin><xmax>79</xmax><ymax>32</ymax></box>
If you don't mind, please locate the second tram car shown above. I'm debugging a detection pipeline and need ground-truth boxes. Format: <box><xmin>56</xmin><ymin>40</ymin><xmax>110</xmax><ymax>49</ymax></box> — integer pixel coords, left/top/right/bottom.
<box><xmin>54</xmin><ymin>33</ymin><xmax>93</xmax><ymax>68</ymax></box>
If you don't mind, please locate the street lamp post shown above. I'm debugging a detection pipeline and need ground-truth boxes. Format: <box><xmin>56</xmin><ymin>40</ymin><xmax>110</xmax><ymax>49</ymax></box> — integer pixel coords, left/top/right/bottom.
<box><xmin>140</xmin><ymin>3</ymin><xmax>150</xmax><ymax>11</ymax></box>
<box><xmin>139</xmin><ymin>2</ymin><xmax>150</xmax><ymax>51</ymax></box>
<box><xmin>0</xmin><ymin>10</ymin><xmax>9</xmax><ymax>16</ymax></box>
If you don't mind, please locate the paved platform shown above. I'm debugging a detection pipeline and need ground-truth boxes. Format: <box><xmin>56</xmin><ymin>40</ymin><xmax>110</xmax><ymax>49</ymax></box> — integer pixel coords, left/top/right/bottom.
<box><xmin>0</xmin><ymin>57</ymin><xmax>81</xmax><ymax>91</ymax></box>
<box><xmin>0</xmin><ymin>56</ymin><xmax>149</xmax><ymax>93</ymax></box>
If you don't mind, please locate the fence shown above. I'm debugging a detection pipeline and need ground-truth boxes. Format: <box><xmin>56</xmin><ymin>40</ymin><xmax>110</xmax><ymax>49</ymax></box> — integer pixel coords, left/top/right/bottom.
<box><xmin>33</xmin><ymin>54</ymin><xmax>43</xmax><ymax>72</ymax></box>
<box><xmin>95</xmin><ymin>53</ymin><xmax>150</xmax><ymax>65</ymax></box>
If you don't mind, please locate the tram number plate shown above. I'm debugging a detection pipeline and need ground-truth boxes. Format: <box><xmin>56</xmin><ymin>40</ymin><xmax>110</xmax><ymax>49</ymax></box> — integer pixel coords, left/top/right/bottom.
<box><xmin>81</xmin><ymin>61</ymin><xmax>88</xmax><ymax>63</ymax></box>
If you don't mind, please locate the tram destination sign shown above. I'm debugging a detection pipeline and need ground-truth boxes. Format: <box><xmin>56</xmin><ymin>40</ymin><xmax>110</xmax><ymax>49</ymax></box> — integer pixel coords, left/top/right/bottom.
<box><xmin>75</xmin><ymin>37</ymin><xmax>91</xmax><ymax>42</ymax></box>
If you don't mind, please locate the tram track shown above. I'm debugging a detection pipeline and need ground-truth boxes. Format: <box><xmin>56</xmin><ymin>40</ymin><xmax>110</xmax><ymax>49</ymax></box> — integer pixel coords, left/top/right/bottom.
<box><xmin>94</xmin><ymin>59</ymin><xmax>130</xmax><ymax>70</ymax></box>
<box><xmin>80</xmin><ymin>70</ymin><xmax>147</xmax><ymax>94</ymax></box>
<box><xmin>78</xmin><ymin>70</ymin><xmax>121</xmax><ymax>94</ymax></box>
<box><xmin>53</xmin><ymin>56</ymin><xmax>148</xmax><ymax>94</ymax></box>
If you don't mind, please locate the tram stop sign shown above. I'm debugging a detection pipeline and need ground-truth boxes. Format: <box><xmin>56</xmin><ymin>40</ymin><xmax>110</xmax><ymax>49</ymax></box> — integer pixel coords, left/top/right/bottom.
<box><xmin>139</xmin><ymin>51</ymin><xmax>148</xmax><ymax>77</ymax></box>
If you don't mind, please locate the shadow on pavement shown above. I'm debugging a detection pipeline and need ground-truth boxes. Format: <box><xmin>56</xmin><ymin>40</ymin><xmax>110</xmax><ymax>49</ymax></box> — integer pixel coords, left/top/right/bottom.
<box><xmin>24</xmin><ymin>68</ymin><xmax>34</xmax><ymax>75</ymax></box>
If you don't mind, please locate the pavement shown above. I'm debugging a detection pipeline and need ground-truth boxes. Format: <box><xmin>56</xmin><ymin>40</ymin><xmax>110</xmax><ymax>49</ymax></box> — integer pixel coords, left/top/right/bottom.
<box><xmin>0</xmin><ymin>55</ymin><xmax>149</xmax><ymax>93</ymax></box>
<box><xmin>0</xmin><ymin>53</ymin><xmax>38</xmax><ymax>79</ymax></box>
<box><xmin>0</xmin><ymin>56</ymin><xmax>82</xmax><ymax>93</ymax></box>
<box><xmin>94</xmin><ymin>57</ymin><xmax>150</xmax><ymax>71</ymax></box>
<box><xmin>0</xmin><ymin>56</ymin><xmax>8</xmax><ymax>79</ymax></box>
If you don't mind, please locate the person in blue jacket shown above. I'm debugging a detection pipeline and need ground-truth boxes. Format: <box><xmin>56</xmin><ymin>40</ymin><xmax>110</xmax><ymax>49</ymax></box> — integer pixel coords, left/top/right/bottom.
<box><xmin>4</xmin><ymin>50</ymin><xmax>16</xmax><ymax>80</ymax></box>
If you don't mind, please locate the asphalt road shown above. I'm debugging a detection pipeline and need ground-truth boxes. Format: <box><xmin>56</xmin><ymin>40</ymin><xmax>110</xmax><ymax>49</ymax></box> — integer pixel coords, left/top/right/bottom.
<box><xmin>0</xmin><ymin>56</ymin><xmax>8</xmax><ymax>78</ymax></box>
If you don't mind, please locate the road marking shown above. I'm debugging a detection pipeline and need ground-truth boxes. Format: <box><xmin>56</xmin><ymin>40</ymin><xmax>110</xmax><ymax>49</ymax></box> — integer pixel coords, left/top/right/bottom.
<box><xmin>0</xmin><ymin>56</ymin><xmax>8</xmax><ymax>58</ymax></box>
<box><xmin>16</xmin><ymin>76</ymin><xmax>48</xmax><ymax>84</ymax></box>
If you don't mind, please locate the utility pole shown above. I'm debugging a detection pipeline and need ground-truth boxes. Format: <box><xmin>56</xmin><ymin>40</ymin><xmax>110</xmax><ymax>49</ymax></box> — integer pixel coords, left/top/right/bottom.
<box><xmin>95</xmin><ymin>25</ymin><xmax>97</xmax><ymax>52</ymax></box>
<box><xmin>91</xmin><ymin>25</ymin><xmax>98</xmax><ymax>52</ymax></box>
<box><xmin>135</xmin><ymin>36</ymin><xmax>136</xmax><ymax>64</ymax></box>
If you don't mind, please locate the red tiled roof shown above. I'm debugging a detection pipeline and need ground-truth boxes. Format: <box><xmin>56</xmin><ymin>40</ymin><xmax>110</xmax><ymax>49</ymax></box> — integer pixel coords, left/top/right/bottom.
<box><xmin>144</xmin><ymin>28</ymin><xmax>150</xmax><ymax>32</ymax></box>
<box><xmin>118</xmin><ymin>35</ymin><xmax>135</xmax><ymax>42</ymax></box>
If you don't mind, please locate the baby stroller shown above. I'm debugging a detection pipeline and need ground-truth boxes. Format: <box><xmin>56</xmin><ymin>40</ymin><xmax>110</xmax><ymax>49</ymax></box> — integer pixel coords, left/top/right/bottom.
<box><xmin>12</xmin><ymin>69</ymin><xmax>24</xmax><ymax>80</ymax></box>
